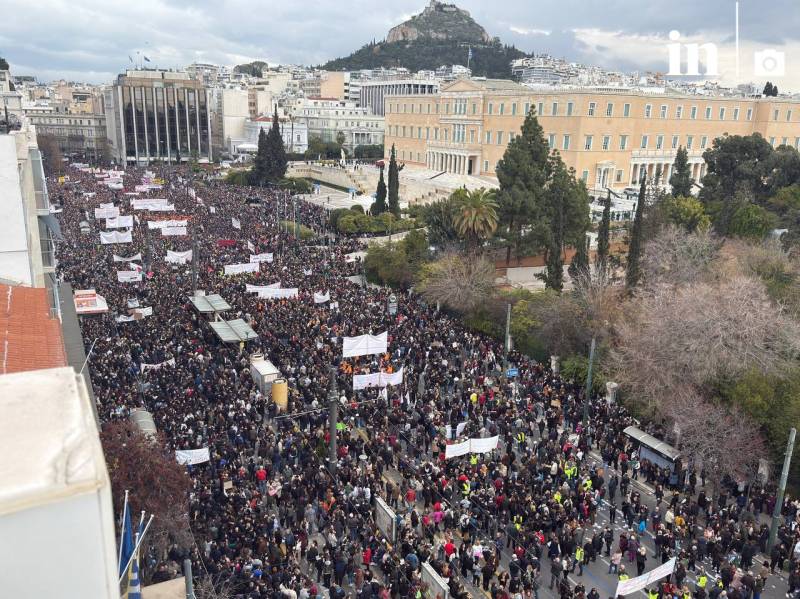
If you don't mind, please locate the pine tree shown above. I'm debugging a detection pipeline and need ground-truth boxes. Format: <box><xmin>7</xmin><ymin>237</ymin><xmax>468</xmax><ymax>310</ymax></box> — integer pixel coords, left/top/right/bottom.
<box><xmin>626</xmin><ymin>178</ymin><xmax>647</xmax><ymax>291</ymax></box>
<box><xmin>495</xmin><ymin>108</ymin><xmax>552</xmax><ymax>265</ymax></box>
<box><xmin>595</xmin><ymin>190</ymin><xmax>611</xmax><ymax>275</ymax></box>
<box><xmin>388</xmin><ymin>144</ymin><xmax>400</xmax><ymax>216</ymax></box>
<box><xmin>251</xmin><ymin>128</ymin><xmax>269</xmax><ymax>185</ymax></box>
<box><xmin>669</xmin><ymin>146</ymin><xmax>693</xmax><ymax>197</ymax></box>
<box><xmin>265</xmin><ymin>106</ymin><xmax>287</xmax><ymax>181</ymax></box>
<box><xmin>373</xmin><ymin>166</ymin><xmax>387</xmax><ymax>214</ymax></box>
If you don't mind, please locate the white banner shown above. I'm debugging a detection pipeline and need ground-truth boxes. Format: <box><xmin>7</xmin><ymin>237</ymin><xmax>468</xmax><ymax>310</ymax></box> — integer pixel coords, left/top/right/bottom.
<box><xmin>353</xmin><ymin>367</ymin><xmax>404</xmax><ymax>390</ymax></box>
<box><xmin>132</xmin><ymin>307</ymin><xmax>153</xmax><ymax>318</ymax></box>
<box><xmin>615</xmin><ymin>558</ymin><xmax>676</xmax><ymax>597</ymax></box>
<box><xmin>231</xmin><ymin>217</ymin><xmax>241</xmax><ymax>230</ymax></box>
<box><xmin>115</xmin><ymin>315</ymin><xmax>136</xmax><ymax>323</ymax></box>
<box><xmin>445</xmin><ymin>436</ymin><xmax>499</xmax><ymax>459</ymax></box>
<box><xmin>113</xmin><ymin>252</ymin><xmax>142</xmax><ymax>263</ymax></box>
<box><xmin>445</xmin><ymin>422</ymin><xmax>468</xmax><ymax>439</ymax></box>
<box><xmin>209</xmin><ymin>206</ymin><xmax>216</xmax><ymax>214</ymax></box>
<box><xmin>249</xmin><ymin>253</ymin><xmax>274</xmax><ymax>263</ymax></box>
<box><xmin>247</xmin><ymin>241</ymin><xmax>255</xmax><ymax>252</ymax></box>
<box><xmin>140</xmin><ymin>357</ymin><xmax>175</xmax><ymax>372</ymax></box>
<box><xmin>95</xmin><ymin>206</ymin><xmax>119</xmax><ymax>219</ymax></box>
<box><xmin>105</xmin><ymin>215</ymin><xmax>134</xmax><ymax>229</ymax></box>
<box><xmin>132</xmin><ymin>198</ymin><xmax>175</xmax><ymax>211</ymax></box>
<box><xmin>161</xmin><ymin>226</ymin><xmax>188</xmax><ymax>236</ymax></box>
<box><xmin>258</xmin><ymin>287</ymin><xmax>299</xmax><ymax>299</ymax></box>
<box><xmin>100</xmin><ymin>230</ymin><xmax>132</xmax><ymax>244</ymax></box>
<box><xmin>342</xmin><ymin>332</ymin><xmax>388</xmax><ymax>358</ymax></box>
<box><xmin>246</xmin><ymin>282</ymin><xmax>281</xmax><ymax>293</ymax></box>
<box><xmin>148</xmin><ymin>219</ymin><xmax>188</xmax><ymax>229</ymax></box>
<box><xmin>175</xmin><ymin>447</ymin><xmax>210</xmax><ymax>465</ymax></box>
<box><xmin>224</xmin><ymin>262</ymin><xmax>260</xmax><ymax>275</ymax></box>
<box><xmin>444</xmin><ymin>441</ymin><xmax>471</xmax><ymax>459</ymax></box>
<box><xmin>117</xmin><ymin>270</ymin><xmax>143</xmax><ymax>283</ymax></box>
<box><xmin>469</xmin><ymin>436</ymin><xmax>499</xmax><ymax>454</ymax></box>
<box><xmin>313</xmin><ymin>291</ymin><xmax>330</xmax><ymax>304</ymax></box>
<box><xmin>166</xmin><ymin>250</ymin><xmax>193</xmax><ymax>264</ymax></box>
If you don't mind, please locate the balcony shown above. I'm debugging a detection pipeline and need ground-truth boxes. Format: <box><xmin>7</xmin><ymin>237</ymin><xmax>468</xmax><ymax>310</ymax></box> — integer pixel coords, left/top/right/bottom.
<box><xmin>427</xmin><ymin>140</ymin><xmax>483</xmax><ymax>153</ymax></box>
<box><xmin>631</xmin><ymin>148</ymin><xmax>704</xmax><ymax>160</ymax></box>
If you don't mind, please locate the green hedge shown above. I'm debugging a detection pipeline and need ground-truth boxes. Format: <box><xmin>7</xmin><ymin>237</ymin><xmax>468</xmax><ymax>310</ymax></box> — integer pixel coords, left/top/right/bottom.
<box><xmin>280</xmin><ymin>220</ymin><xmax>316</xmax><ymax>240</ymax></box>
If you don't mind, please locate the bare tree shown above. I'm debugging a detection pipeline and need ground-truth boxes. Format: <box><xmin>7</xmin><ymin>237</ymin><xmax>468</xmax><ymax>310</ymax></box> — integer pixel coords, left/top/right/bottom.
<box><xmin>664</xmin><ymin>391</ymin><xmax>767</xmax><ymax>493</ymax></box>
<box><xmin>100</xmin><ymin>421</ymin><xmax>193</xmax><ymax>570</ymax></box>
<box><xmin>418</xmin><ymin>251</ymin><xmax>496</xmax><ymax>314</ymax></box>
<box><xmin>613</xmin><ymin>275</ymin><xmax>800</xmax><ymax>414</ymax></box>
<box><xmin>641</xmin><ymin>225</ymin><xmax>722</xmax><ymax>288</ymax></box>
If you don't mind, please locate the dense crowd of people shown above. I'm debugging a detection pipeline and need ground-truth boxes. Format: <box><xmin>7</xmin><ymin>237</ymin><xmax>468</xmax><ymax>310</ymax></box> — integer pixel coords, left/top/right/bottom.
<box><xmin>53</xmin><ymin>164</ymin><xmax>800</xmax><ymax>599</ymax></box>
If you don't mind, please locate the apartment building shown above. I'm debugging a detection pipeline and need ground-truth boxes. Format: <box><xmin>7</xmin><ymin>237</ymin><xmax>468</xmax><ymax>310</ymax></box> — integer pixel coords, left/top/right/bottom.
<box><xmin>384</xmin><ymin>78</ymin><xmax>800</xmax><ymax>195</ymax></box>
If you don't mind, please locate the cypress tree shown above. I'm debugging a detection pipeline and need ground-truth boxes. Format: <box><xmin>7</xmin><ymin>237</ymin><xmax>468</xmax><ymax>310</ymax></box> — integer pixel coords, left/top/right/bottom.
<box><xmin>265</xmin><ymin>106</ymin><xmax>287</xmax><ymax>181</ymax></box>
<box><xmin>625</xmin><ymin>178</ymin><xmax>647</xmax><ymax>291</ymax></box>
<box><xmin>595</xmin><ymin>190</ymin><xmax>611</xmax><ymax>275</ymax></box>
<box><xmin>669</xmin><ymin>146</ymin><xmax>693</xmax><ymax>197</ymax></box>
<box><xmin>373</xmin><ymin>166</ymin><xmax>387</xmax><ymax>214</ymax></box>
<box><xmin>251</xmin><ymin>128</ymin><xmax>269</xmax><ymax>185</ymax></box>
<box><xmin>568</xmin><ymin>232</ymin><xmax>589</xmax><ymax>282</ymax></box>
<box><xmin>388</xmin><ymin>144</ymin><xmax>400</xmax><ymax>216</ymax></box>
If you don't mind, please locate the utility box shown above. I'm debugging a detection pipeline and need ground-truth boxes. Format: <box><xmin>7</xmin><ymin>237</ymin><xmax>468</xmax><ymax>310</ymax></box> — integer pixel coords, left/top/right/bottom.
<box><xmin>249</xmin><ymin>353</ymin><xmax>280</xmax><ymax>394</ymax></box>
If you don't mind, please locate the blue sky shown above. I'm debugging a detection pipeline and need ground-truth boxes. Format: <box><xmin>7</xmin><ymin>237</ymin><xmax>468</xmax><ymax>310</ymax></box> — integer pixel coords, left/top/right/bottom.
<box><xmin>1</xmin><ymin>0</ymin><xmax>798</xmax><ymax>90</ymax></box>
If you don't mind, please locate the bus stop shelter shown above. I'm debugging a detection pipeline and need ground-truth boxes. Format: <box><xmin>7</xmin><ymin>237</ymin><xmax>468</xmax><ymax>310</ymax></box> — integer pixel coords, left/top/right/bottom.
<box><xmin>209</xmin><ymin>319</ymin><xmax>258</xmax><ymax>343</ymax></box>
<box><xmin>189</xmin><ymin>293</ymin><xmax>232</xmax><ymax>317</ymax></box>
<box><xmin>623</xmin><ymin>425</ymin><xmax>680</xmax><ymax>473</ymax></box>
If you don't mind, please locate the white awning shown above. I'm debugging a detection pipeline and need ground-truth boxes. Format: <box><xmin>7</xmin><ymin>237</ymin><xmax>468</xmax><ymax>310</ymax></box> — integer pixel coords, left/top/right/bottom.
<box><xmin>210</xmin><ymin>319</ymin><xmax>258</xmax><ymax>343</ymax></box>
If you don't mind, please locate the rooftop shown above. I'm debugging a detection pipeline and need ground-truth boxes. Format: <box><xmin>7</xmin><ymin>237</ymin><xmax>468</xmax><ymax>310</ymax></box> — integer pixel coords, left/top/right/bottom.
<box><xmin>0</xmin><ymin>284</ymin><xmax>67</xmax><ymax>375</ymax></box>
<box><xmin>0</xmin><ymin>367</ymin><xmax>103</xmax><ymax>516</ymax></box>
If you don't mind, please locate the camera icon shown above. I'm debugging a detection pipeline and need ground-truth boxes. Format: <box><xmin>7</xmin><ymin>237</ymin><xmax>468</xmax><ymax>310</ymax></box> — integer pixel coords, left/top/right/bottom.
<box><xmin>754</xmin><ymin>49</ymin><xmax>786</xmax><ymax>77</ymax></box>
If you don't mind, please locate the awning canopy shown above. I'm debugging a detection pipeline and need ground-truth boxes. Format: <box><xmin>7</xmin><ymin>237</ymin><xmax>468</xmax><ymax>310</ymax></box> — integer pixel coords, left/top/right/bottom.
<box><xmin>210</xmin><ymin>319</ymin><xmax>258</xmax><ymax>343</ymax></box>
<box><xmin>40</xmin><ymin>213</ymin><xmax>64</xmax><ymax>241</ymax></box>
<box><xmin>189</xmin><ymin>293</ymin><xmax>232</xmax><ymax>314</ymax></box>
<box><xmin>623</xmin><ymin>425</ymin><xmax>680</xmax><ymax>461</ymax></box>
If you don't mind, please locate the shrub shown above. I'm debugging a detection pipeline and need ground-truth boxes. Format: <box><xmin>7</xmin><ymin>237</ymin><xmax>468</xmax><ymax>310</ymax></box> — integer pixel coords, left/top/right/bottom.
<box><xmin>280</xmin><ymin>220</ymin><xmax>316</xmax><ymax>240</ymax></box>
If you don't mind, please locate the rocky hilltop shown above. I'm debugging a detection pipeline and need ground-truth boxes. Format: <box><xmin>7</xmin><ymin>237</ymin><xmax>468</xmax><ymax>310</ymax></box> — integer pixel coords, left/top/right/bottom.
<box><xmin>386</xmin><ymin>1</ymin><xmax>491</xmax><ymax>43</ymax></box>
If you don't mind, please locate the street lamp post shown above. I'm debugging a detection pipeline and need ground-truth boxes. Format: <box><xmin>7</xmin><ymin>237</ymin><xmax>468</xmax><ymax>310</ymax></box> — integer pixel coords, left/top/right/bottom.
<box><xmin>583</xmin><ymin>337</ymin><xmax>596</xmax><ymax>431</ymax></box>
<box><xmin>328</xmin><ymin>366</ymin><xmax>339</xmax><ymax>481</ymax></box>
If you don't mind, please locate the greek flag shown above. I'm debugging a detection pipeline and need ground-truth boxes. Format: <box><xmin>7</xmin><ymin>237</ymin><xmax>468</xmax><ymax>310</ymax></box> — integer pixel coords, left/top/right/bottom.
<box><xmin>127</xmin><ymin>555</ymin><xmax>142</xmax><ymax>599</ymax></box>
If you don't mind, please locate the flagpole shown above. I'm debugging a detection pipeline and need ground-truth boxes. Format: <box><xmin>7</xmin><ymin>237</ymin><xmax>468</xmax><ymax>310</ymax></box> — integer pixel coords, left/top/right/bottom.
<box><xmin>119</xmin><ymin>514</ymin><xmax>154</xmax><ymax>584</ymax></box>
<box><xmin>117</xmin><ymin>490</ymin><xmax>129</xmax><ymax>576</ymax></box>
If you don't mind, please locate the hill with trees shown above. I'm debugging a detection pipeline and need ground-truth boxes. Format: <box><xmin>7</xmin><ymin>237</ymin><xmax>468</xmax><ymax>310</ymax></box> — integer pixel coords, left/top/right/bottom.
<box><xmin>323</xmin><ymin>1</ymin><xmax>530</xmax><ymax>78</ymax></box>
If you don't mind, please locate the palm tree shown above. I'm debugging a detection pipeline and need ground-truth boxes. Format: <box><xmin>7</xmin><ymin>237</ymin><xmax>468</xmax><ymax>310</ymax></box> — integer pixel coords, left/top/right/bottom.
<box><xmin>453</xmin><ymin>188</ymin><xmax>499</xmax><ymax>249</ymax></box>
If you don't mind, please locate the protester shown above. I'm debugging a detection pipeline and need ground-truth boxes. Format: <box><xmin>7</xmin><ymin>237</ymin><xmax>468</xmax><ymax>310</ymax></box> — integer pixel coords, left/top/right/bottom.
<box><xmin>54</xmin><ymin>163</ymin><xmax>798</xmax><ymax>599</ymax></box>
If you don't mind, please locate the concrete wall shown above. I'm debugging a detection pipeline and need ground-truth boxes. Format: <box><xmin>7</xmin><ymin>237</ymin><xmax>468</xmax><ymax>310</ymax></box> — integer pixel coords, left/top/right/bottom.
<box><xmin>0</xmin><ymin>135</ymin><xmax>34</xmax><ymax>285</ymax></box>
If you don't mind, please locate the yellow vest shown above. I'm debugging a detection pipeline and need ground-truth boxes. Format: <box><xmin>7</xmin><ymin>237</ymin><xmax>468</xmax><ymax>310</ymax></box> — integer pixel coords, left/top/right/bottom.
<box><xmin>698</xmin><ymin>576</ymin><xmax>708</xmax><ymax>588</ymax></box>
<box><xmin>554</xmin><ymin>491</ymin><xmax>562</xmax><ymax>504</ymax></box>
<box><xmin>470</xmin><ymin>455</ymin><xmax>478</xmax><ymax>466</ymax></box>
<box><xmin>619</xmin><ymin>574</ymin><xmax>630</xmax><ymax>581</ymax></box>
<box><xmin>462</xmin><ymin>482</ymin><xmax>470</xmax><ymax>496</ymax></box>
<box><xmin>576</xmin><ymin>548</ymin><xmax>584</xmax><ymax>561</ymax></box>
<box><xmin>648</xmin><ymin>591</ymin><xmax>658</xmax><ymax>599</ymax></box>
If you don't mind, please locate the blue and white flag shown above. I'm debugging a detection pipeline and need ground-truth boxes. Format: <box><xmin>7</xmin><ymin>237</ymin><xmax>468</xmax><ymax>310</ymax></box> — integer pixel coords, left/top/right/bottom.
<box><xmin>118</xmin><ymin>499</ymin><xmax>134</xmax><ymax>578</ymax></box>
<box><xmin>127</xmin><ymin>554</ymin><xmax>142</xmax><ymax>599</ymax></box>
